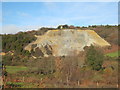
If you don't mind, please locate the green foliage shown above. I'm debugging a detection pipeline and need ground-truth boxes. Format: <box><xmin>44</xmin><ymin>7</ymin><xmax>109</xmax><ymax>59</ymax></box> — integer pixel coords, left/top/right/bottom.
<box><xmin>86</xmin><ymin>45</ymin><xmax>104</xmax><ymax>71</ymax></box>
<box><xmin>6</xmin><ymin>66</ymin><xmax>28</xmax><ymax>74</ymax></box>
<box><xmin>106</xmin><ymin>51</ymin><xmax>119</xmax><ymax>57</ymax></box>
<box><xmin>2</xmin><ymin>32</ymin><xmax>36</xmax><ymax>55</ymax></box>
<box><xmin>6</xmin><ymin>82</ymin><xmax>24</xmax><ymax>88</ymax></box>
<box><xmin>2</xmin><ymin>55</ymin><xmax>13</xmax><ymax>65</ymax></box>
<box><xmin>2</xmin><ymin>54</ymin><xmax>29</xmax><ymax>66</ymax></box>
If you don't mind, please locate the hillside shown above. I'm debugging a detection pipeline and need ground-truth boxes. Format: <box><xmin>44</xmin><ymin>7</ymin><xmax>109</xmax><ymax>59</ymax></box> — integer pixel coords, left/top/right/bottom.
<box><xmin>1</xmin><ymin>25</ymin><xmax>118</xmax><ymax>54</ymax></box>
<box><xmin>1</xmin><ymin>25</ymin><xmax>118</xmax><ymax>88</ymax></box>
<box><xmin>25</xmin><ymin>29</ymin><xmax>110</xmax><ymax>57</ymax></box>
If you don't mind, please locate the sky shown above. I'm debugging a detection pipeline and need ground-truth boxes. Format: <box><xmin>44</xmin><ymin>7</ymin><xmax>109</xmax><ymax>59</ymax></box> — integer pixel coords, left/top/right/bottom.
<box><xmin>1</xmin><ymin>2</ymin><xmax>118</xmax><ymax>34</ymax></box>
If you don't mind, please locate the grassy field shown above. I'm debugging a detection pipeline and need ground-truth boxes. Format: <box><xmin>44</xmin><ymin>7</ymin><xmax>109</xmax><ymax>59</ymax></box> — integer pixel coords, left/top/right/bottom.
<box><xmin>106</xmin><ymin>51</ymin><xmax>119</xmax><ymax>57</ymax></box>
<box><xmin>6</xmin><ymin>66</ymin><xmax>28</xmax><ymax>74</ymax></box>
<box><xmin>6</xmin><ymin>81</ymin><xmax>37</xmax><ymax>88</ymax></box>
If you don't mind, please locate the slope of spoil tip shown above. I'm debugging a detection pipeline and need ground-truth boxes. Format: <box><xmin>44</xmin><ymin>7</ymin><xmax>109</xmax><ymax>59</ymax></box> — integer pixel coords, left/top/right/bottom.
<box><xmin>24</xmin><ymin>29</ymin><xmax>111</xmax><ymax>57</ymax></box>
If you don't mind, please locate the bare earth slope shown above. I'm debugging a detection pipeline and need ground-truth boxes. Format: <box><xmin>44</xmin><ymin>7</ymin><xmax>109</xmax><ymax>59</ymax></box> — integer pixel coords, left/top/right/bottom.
<box><xmin>25</xmin><ymin>29</ymin><xmax>111</xmax><ymax>57</ymax></box>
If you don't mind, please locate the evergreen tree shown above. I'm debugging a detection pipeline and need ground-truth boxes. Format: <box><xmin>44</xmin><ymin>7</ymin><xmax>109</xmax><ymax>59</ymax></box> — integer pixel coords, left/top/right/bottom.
<box><xmin>86</xmin><ymin>45</ymin><xmax>104</xmax><ymax>71</ymax></box>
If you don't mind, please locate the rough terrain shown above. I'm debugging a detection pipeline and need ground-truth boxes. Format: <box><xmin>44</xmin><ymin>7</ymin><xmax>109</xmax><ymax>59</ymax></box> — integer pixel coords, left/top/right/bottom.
<box><xmin>25</xmin><ymin>29</ymin><xmax>111</xmax><ymax>57</ymax></box>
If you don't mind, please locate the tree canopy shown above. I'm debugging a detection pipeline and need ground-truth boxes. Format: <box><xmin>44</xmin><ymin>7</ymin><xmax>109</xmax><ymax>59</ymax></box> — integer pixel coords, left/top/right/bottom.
<box><xmin>86</xmin><ymin>45</ymin><xmax>104</xmax><ymax>71</ymax></box>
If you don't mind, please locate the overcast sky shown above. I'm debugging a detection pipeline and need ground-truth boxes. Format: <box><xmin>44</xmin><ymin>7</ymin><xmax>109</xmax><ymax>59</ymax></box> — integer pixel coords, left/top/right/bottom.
<box><xmin>1</xmin><ymin>2</ymin><xmax>118</xmax><ymax>34</ymax></box>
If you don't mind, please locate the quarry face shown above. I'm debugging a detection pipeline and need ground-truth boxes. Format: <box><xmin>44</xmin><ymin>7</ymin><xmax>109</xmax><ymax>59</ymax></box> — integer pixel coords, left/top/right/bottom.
<box><xmin>25</xmin><ymin>29</ymin><xmax>111</xmax><ymax>57</ymax></box>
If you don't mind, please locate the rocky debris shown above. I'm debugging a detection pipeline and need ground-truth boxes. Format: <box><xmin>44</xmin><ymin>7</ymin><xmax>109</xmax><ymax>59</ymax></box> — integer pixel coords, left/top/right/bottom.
<box><xmin>25</xmin><ymin>29</ymin><xmax>111</xmax><ymax>57</ymax></box>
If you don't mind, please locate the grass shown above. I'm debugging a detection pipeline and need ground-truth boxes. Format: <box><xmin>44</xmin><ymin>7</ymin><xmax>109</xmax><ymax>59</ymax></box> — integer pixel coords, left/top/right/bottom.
<box><xmin>6</xmin><ymin>81</ymin><xmax>37</xmax><ymax>88</ymax></box>
<box><xmin>6</xmin><ymin>66</ymin><xmax>28</xmax><ymax>74</ymax></box>
<box><xmin>106</xmin><ymin>51</ymin><xmax>120</xmax><ymax>57</ymax></box>
<box><xmin>6</xmin><ymin>81</ymin><xmax>24</xmax><ymax>88</ymax></box>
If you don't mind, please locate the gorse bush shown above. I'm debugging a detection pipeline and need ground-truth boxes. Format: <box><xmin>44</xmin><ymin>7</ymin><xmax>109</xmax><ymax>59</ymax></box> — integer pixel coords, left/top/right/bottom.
<box><xmin>86</xmin><ymin>45</ymin><xmax>104</xmax><ymax>71</ymax></box>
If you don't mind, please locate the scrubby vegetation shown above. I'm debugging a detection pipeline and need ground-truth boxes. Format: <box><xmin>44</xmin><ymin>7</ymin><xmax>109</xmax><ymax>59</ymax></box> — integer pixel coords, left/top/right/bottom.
<box><xmin>86</xmin><ymin>45</ymin><xmax>104</xmax><ymax>71</ymax></box>
<box><xmin>1</xmin><ymin>25</ymin><xmax>118</xmax><ymax>88</ymax></box>
<box><xmin>2</xmin><ymin>32</ymin><xmax>36</xmax><ymax>56</ymax></box>
<box><xmin>3</xmin><ymin>52</ymin><xmax>118</xmax><ymax>88</ymax></box>
<box><xmin>2</xmin><ymin>46</ymin><xmax>118</xmax><ymax>88</ymax></box>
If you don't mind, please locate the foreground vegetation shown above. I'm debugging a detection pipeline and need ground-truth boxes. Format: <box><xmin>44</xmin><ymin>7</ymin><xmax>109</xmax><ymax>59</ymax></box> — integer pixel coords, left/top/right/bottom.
<box><xmin>106</xmin><ymin>51</ymin><xmax>120</xmax><ymax>57</ymax></box>
<box><xmin>6</xmin><ymin>66</ymin><xmax>28</xmax><ymax>74</ymax></box>
<box><xmin>3</xmin><ymin>46</ymin><xmax>118</xmax><ymax>88</ymax></box>
<box><xmin>1</xmin><ymin>25</ymin><xmax>118</xmax><ymax>88</ymax></box>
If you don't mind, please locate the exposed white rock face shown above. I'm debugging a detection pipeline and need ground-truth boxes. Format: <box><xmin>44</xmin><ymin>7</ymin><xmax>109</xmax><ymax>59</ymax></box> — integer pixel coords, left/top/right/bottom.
<box><xmin>25</xmin><ymin>29</ymin><xmax>111</xmax><ymax>57</ymax></box>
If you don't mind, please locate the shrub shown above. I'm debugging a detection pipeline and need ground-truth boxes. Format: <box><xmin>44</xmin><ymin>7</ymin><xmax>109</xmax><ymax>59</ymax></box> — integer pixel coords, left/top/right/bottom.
<box><xmin>86</xmin><ymin>45</ymin><xmax>104</xmax><ymax>71</ymax></box>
